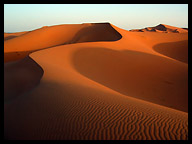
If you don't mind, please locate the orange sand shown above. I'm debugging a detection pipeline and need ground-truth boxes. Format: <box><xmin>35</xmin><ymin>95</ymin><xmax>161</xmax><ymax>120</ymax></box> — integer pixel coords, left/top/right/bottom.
<box><xmin>4</xmin><ymin>31</ymin><xmax>28</xmax><ymax>41</ymax></box>
<box><xmin>130</xmin><ymin>24</ymin><xmax>188</xmax><ymax>33</ymax></box>
<box><xmin>4</xmin><ymin>23</ymin><xmax>188</xmax><ymax>140</ymax></box>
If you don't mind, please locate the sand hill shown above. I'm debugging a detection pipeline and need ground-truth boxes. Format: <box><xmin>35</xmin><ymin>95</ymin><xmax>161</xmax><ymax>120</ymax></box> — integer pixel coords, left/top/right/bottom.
<box><xmin>4</xmin><ymin>23</ymin><xmax>121</xmax><ymax>62</ymax></box>
<box><xmin>130</xmin><ymin>24</ymin><xmax>188</xmax><ymax>33</ymax></box>
<box><xmin>4</xmin><ymin>23</ymin><xmax>188</xmax><ymax>140</ymax></box>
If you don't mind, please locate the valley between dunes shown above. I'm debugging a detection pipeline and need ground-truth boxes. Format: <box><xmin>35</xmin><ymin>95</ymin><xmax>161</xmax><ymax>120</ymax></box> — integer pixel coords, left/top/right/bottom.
<box><xmin>4</xmin><ymin>23</ymin><xmax>188</xmax><ymax>140</ymax></box>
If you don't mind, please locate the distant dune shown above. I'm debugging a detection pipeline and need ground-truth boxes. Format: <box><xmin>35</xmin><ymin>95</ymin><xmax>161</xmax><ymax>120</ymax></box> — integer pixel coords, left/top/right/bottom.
<box><xmin>4</xmin><ymin>23</ymin><xmax>188</xmax><ymax>140</ymax></box>
<box><xmin>129</xmin><ymin>24</ymin><xmax>188</xmax><ymax>33</ymax></box>
<box><xmin>4</xmin><ymin>31</ymin><xmax>29</xmax><ymax>41</ymax></box>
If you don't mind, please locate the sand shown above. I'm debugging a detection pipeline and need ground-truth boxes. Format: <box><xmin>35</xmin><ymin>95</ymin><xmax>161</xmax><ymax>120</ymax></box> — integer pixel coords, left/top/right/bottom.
<box><xmin>4</xmin><ymin>31</ymin><xmax>28</xmax><ymax>41</ymax></box>
<box><xmin>4</xmin><ymin>56</ymin><xmax>44</xmax><ymax>102</ymax></box>
<box><xmin>129</xmin><ymin>24</ymin><xmax>188</xmax><ymax>33</ymax></box>
<box><xmin>4</xmin><ymin>23</ymin><xmax>188</xmax><ymax>140</ymax></box>
<box><xmin>4</xmin><ymin>23</ymin><xmax>121</xmax><ymax>63</ymax></box>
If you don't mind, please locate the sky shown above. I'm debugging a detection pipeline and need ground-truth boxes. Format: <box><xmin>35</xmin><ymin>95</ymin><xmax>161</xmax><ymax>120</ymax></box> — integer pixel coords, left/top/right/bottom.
<box><xmin>4</xmin><ymin>4</ymin><xmax>188</xmax><ymax>32</ymax></box>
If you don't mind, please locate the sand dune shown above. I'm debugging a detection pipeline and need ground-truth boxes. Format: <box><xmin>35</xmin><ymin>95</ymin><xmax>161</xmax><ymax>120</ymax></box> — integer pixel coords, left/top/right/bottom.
<box><xmin>4</xmin><ymin>23</ymin><xmax>188</xmax><ymax>140</ymax></box>
<box><xmin>130</xmin><ymin>24</ymin><xmax>188</xmax><ymax>33</ymax></box>
<box><xmin>4</xmin><ymin>23</ymin><xmax>121</xmax><ymax>63</ymax></box>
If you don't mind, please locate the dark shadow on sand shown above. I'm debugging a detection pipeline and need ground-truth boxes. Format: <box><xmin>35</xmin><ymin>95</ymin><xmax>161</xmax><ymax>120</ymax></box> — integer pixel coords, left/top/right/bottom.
<box><xmin>4</xmin><ymin>56</ymin><xmax>44</xmax><ymax>102</ymax></box>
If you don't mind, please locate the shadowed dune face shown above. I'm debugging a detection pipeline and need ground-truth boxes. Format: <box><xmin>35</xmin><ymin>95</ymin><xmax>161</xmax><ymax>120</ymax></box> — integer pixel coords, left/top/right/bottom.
<box><xmin>72</xmin><ymin>48</ymin><xmax>188</xmax><ymax>112</ymax></box>
<box><xmin>70</xmin><ymin>23</ymin><xmax>122</xmax><ymax>43</ymax></box>
<box><xmin>4</xmin><ymin>56</ymin><xmax>44</xmax><ymax>102</ymax></box>
<box><xmin>155</xmin><ymin>24</ymin><xmax>167</xmax><ymax>31</ymax></box>
<box><xmin>153</xmin><ymin>40</ymin><xmax>188</xmax><ymax>63</ymax></box>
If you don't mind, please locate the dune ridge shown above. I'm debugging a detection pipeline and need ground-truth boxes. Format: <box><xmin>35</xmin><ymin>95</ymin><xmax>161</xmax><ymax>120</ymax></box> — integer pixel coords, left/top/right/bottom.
<box><xmin>4</xmin><ymin>23</ymin><xmax>188</xmax><ymax>140</ymax></box>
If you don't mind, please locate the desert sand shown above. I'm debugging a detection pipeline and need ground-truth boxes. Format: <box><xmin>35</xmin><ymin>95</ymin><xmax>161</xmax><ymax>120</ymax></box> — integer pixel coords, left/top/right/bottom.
<box><xmin>4</xmin><ymin>31</ymin><xmax>28</xmax><ymax>41</ymax></box>
<box><xmin>129</xmin><ymin>24</ymin><xmax>188</xmax><ymax>33</ymax></box>
<box><xmin>4</xmin><ymin>23</ymin><xmax>188</xmax><ymax>140</ymax></box>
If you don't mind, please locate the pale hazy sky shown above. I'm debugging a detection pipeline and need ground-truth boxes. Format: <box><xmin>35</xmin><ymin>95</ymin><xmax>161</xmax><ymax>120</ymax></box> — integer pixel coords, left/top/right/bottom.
<box><xmin>4</xmin><ymin>4</ymin><xmax>188</xmax><ymax>32</ymax></box>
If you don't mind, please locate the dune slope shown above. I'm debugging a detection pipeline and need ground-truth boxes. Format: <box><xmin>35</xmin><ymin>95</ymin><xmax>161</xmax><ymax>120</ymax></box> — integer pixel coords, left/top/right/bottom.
<box><xmin>153</xmin><ymin>40</ymin><xmax>188</xmax><ymax>63</ymax></box>
<box><xmin>72</xmin><ymin>47</ymin><xmax>188</xmax><ymax>112</ymax></box>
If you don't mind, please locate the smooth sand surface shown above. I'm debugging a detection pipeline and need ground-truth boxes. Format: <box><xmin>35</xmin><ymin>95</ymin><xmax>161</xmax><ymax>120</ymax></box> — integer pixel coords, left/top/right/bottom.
<box><xmin>4</xmin><ymin>23</ymin><xmax>188</xmax><ymax>140</ymax></box>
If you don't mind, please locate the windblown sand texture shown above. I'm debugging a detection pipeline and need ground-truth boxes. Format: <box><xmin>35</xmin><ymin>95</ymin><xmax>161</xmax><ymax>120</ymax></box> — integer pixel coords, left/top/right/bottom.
<box><xmin>4</xmin><ymin>23</ymin><xmax>188</xmax><ymax>140</ymax></box>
